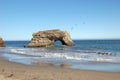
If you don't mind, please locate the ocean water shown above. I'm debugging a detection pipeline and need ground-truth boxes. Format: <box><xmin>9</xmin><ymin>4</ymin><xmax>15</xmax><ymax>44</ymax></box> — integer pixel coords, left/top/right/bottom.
<box><xmin>0</xmin><ymin>40</ymin><xmax>120</xmax><ymax>72</ymax></box>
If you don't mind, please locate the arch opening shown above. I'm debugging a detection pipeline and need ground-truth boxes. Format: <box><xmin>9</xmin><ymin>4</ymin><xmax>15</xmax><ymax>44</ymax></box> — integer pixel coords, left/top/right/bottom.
<box><xmin>54</xmin><ymin>40</ymin><xmax>64</xmax><ymax>46</ymax></box>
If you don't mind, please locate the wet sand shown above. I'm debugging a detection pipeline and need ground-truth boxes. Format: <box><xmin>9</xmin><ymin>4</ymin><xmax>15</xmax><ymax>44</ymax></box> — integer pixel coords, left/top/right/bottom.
<box><xmin>0</xmin><ymin>57</ymin><xmax>120</xmax><ymax>80</ymax></box>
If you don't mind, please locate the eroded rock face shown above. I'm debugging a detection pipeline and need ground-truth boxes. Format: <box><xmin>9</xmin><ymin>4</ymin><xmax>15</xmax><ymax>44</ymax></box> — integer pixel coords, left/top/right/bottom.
<box><xmin>26</xmin><ymin>29</ymin><xmax>74</xmax><ymax>47</ymax></box>
<box><xmin>0</xmin><ymin>37</ymin><xmax>5</xmax><ymax>47</ymax></box>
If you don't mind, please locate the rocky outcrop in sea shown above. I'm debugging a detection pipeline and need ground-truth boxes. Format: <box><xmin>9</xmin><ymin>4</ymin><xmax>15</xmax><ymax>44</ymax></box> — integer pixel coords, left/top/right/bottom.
<box><xmin>25</xmin><ymin>29</ymin><xmax>75</xmax><ymax>47</ymax></box>
<box><xmin>0</xmin><ymin>37</ymin><xmax>5</xmax><ymax>47</ymax></box>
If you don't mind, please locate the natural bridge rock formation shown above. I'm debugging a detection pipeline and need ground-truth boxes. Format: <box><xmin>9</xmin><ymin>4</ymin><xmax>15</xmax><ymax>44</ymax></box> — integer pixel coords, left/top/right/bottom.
<box><xmin>0</xmin><ymin>37</ymin><xmax>5</xmax><ymax>47</ymax></box>
<box><xmin>26</xmin><ymin>30</ymin><xmax>74</xmax><ymax>47</ymax></box>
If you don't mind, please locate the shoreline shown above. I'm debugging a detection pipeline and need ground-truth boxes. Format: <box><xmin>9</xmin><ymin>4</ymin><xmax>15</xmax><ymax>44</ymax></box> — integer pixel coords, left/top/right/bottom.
<box><xmin>2</xmin><ymin>52</ymin><xmax>120</xmax><ymax>73</ymax></box>
<box><xmin>0</xmin><ymin>57</ymin><xmax>120</xmax><ymax>80</ymax></box>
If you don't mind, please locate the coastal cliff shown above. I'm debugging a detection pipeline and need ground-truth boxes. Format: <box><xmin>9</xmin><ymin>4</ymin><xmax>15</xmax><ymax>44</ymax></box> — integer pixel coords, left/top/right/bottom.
<box><xmin>25</xmin><ymin>29</ymin><xmax>74</xmax><ymax>47</ymax></box>
<box><xmin>0</xmin><ymin>37</ymin><xmax>5</xmax><ymax>47</ymax></box>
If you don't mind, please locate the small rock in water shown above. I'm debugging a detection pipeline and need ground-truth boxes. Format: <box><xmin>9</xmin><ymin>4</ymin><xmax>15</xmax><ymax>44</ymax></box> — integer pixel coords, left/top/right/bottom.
<box><xmin>60</xmin><ymin>64</ymin><xmax>71</xmax><ymax>68</ymax></box>
<box><xmin>32</xmin><ymin>62</ymin><xmax>54</xmax><ymax>66</ymax></box>
<box><xmin>98</xmin><ymin>52</ymin><xmax>112</xmax><ymax>55</ymax></box>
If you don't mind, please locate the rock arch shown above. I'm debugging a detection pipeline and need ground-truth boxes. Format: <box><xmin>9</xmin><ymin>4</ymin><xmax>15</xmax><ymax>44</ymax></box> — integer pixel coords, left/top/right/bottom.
<box><xmin>25</xmin><ymin>29</ymin><xmax>75</xmax><ymax>47</ymax></box>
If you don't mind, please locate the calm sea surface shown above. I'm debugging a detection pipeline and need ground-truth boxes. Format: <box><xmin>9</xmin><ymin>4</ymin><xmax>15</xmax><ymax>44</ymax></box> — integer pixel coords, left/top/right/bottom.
<box><xmin>0</xmin><ymin>40</ymin><xmax>120</xmax><ymax>72</ymax></box>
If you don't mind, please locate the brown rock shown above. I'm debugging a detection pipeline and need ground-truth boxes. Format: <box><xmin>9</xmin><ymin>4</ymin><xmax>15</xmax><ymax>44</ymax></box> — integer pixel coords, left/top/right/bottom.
<box><xmin>0</xmin><ymin>37</ymin><xmax>5</xmax><ymax>47</ymax></box>
<box><xmin>25</xmin><ymin>29</ymin><xmax>74</xmax><ymax>47</ymax></box>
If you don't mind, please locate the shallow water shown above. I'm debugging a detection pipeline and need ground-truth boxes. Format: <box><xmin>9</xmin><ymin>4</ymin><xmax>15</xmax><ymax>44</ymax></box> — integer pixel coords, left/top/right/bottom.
<box><xmin>0</xmin><ymin>40</ymin><xmax>120</xmax><ymax>72</ymax></box>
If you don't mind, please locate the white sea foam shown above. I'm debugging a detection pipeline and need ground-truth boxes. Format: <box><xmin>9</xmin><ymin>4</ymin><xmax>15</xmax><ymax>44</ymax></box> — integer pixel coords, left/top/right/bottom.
<box><xmin>7</xmin><ymin>48</ymin><xmax>120</xmax><ymax>63</ymax></box>
<box><xmin>11</xmin><ymin>49</ymin><xmax>25</xmax><ymax>54</ymax></box>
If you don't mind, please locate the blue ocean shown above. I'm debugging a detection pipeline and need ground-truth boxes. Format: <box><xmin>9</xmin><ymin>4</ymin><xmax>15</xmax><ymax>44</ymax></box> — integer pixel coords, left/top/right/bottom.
<box><xmin>0</xmin><ymin>40</ymin><xmax>120</xmax><ymax>72</ymax></box>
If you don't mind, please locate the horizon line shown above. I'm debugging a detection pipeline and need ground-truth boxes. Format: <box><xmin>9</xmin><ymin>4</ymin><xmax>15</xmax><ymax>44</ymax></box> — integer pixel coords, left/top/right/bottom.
<box><xmin>4</xmin><ymin>38</ymin><xmax>120</xmax><ymax>41</ymax></box>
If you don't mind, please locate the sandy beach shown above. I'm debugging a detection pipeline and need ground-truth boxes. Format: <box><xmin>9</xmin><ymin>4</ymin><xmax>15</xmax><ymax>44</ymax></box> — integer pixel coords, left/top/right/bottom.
<box><xmin>0</xmin><ymin>57</ymin><xmax>120</xmax><ymax>80</ymax></box>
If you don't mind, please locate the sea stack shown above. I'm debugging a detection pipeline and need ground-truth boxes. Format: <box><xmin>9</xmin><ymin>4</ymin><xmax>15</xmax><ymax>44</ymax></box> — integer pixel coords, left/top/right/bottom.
<box><xmin>25</xmin><ymin>29</ymin><xmax>75</xmax><ymax>47</ymax></box>
<box><xmin>0</xmin><ymin>37</ymin><xmax>5</xmax><ymax>47</ymax></box>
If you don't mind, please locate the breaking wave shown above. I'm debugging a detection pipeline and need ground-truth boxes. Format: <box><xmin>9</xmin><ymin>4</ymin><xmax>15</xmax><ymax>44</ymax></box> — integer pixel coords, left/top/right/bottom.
<box><xmin>8</xmin><ymin>47</ymin><xmax>120</xmax><ymax>63</ymax></box>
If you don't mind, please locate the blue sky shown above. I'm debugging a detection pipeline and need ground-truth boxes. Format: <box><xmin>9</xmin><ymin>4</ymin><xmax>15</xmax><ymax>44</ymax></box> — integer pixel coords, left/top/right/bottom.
<box><xmin>0</xmin><ymin>0</ymin><xmax>120</xmax><ymax>40</ymax></box>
